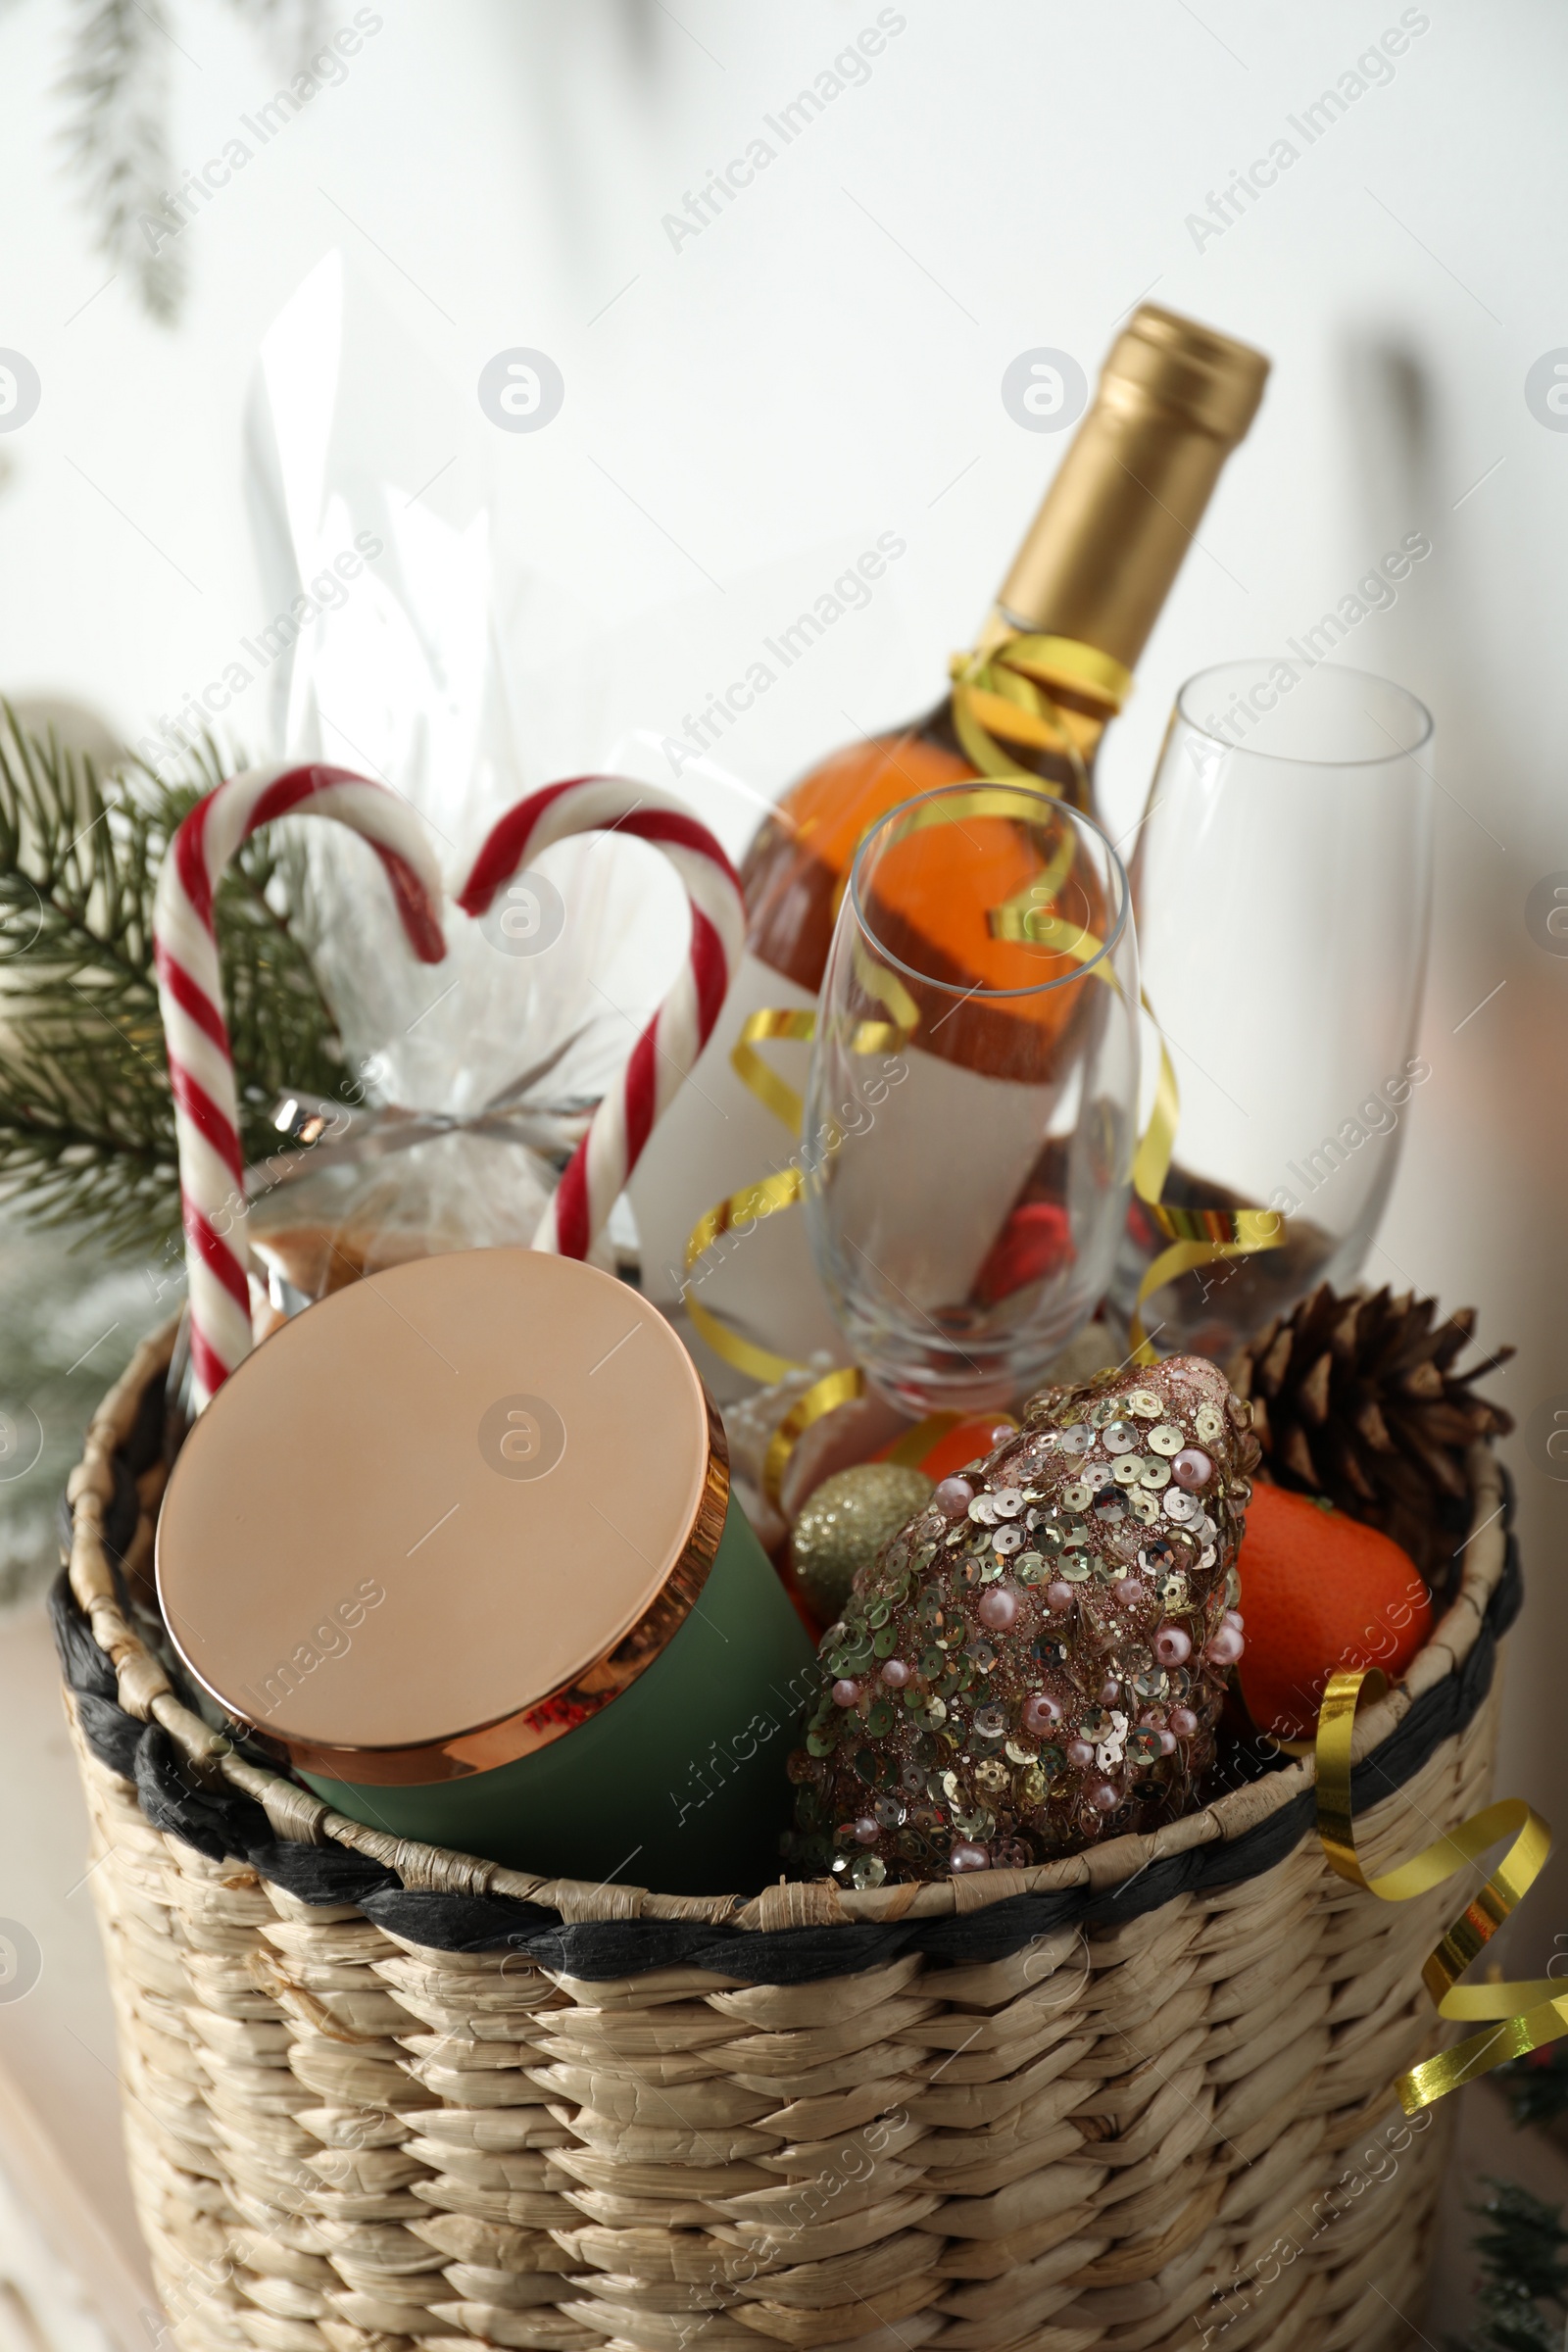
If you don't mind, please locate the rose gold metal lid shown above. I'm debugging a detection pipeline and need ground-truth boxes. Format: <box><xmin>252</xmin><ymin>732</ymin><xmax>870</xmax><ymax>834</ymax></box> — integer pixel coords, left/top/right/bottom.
<box><xmin>155</xmin><ymin>1250</ymin><xmax>728</xmax><ymax>1784</ymax></box>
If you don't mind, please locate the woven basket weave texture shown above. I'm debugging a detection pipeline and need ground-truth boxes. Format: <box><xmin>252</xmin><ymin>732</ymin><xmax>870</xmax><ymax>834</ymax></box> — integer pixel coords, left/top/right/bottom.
<box><xmin>60</xmin><ymin>1332</ymin><xmax>1506</xmax><ymax>2352</ymax></box>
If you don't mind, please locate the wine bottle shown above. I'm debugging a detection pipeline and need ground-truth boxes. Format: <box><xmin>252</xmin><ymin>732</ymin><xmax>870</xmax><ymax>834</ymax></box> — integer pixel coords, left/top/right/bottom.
<box><xmin>742</xmin><ymin>304</ymin><xmax>1271</xmax><ymax>997</ymax></box>
<box><xmin>628</xmin><ymin>305</ymin><xmax>1269</xmax><ymax>1390</ymax></box>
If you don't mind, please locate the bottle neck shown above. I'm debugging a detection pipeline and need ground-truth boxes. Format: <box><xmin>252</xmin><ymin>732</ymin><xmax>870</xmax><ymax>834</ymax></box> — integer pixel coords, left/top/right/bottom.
<box><xmin>993</xmin><ymin>309</ymin><xmax>1267</xmax><ymax>668</ymax></box>
<box><xmin>929</xmin><ymin>680</ymin><xmax>1108</xmax><ymax>816</ymax></box>
<box><xmin>943</xmin><ymin>607</ymin><xmax>1124</xmax><ymax>813</ymax></box>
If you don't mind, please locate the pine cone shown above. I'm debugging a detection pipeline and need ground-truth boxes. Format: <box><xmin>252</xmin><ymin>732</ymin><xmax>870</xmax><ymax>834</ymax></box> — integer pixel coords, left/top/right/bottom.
<box><xmin>1229</xmin><ymin>1284</ymin><xmax>1512</xmax><ymax>1592</ymax></box>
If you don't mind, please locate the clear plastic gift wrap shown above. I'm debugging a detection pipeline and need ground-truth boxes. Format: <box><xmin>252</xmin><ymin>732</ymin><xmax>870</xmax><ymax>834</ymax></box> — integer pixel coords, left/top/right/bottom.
<box><xmin>234</xmin><ymin>254</ymin><xmax>679</xmax><ymax>1318</ymax></box>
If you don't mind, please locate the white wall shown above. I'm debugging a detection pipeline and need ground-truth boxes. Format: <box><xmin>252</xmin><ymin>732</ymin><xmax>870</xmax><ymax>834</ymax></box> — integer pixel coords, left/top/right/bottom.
<box><xmin>2</xmin><ymin>0</ymin><xmax>1565</xmax><ymax>1951</ymax></box>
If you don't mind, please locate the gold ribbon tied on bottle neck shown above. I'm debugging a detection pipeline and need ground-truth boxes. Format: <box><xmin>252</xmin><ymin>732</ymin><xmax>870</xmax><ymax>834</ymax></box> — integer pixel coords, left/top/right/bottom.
<box><xmin>948</xmin><ymin>628</ymin><xmax>1131</xmax><ymax>802</ymax></box>
<box><xmin>1315</xmin><ymin>1667</ymin><xmax>1564</xmax><ymax>2114</ymax></box>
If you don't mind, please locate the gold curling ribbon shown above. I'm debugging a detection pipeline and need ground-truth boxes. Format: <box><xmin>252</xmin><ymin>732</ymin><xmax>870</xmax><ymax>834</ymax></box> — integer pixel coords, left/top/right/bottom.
<box><xmin>683</xmin><ymin>635</ymin><xmax>1268</xmax><ymax>1489</ymax></box>
<box><xmin>881</xmin><ymin>1410</ymin><xmax>1020</xmax><ymax>1471</ymax></box>
<box><xmin>683</xmin><ymin>1165</ymin><xmax>808</xmax><ymax>1389</ymax></box>
<box><xmin>995</xmin><ymin>910</ymin><xmax>1282</xmax><ymax>1365</ymax></box>
<box><xmin>985</xmin><ymin>889</ymin><xmax>1283</xmax><ymax>1365</ymax></box>
<box><xmin>761</xmin><ymin>1365</ymin><xmax>867</xmax><ymax>1521</ymax></box>
<box><xmin>684</xmin><ymin>677</ymin><xmax>1103</xmax><ymax>1498</ymax></box>
<box><xmin>1315</xmin><ymin>1667</ymin><xmax>1564</xmax><ymax>2115</ymax></box>
<box><xmin>1124</xmin><ymin>1019</ymin><xmax>1285</xmax><ymax>1364</ymax></box>
<box><xmin>683</xmin><ymin>1007</ymin><xmax>887</xmax><ymax>1510</ymax></box>
<box><xmin>690</xmin><ymin>641</ymin><xmax>1114</xmax><ymax>1425</ymax></box>
<box><xmin>951</xmin><ymin>631</ymin><xmax>1288</xmax><ymax>1365</ymax></box>
<box><xmin>882</xmin><ymin>1412</ymin><xmax>962</xmax><ymax>1468</ymax></box>
<box><xmin>851</xmin><ymin>933</ymin><xmax>920</xmax><ymax>1039</ymax></box>
<box><xmin>949</xmin><ymin>631</ymin><xmax>1131</xmax><ymax>801</ymax></box>
<box><xmin>728</xmin><ymin>1006</ymin><xmax>816</xmax><ymax>1140</ymax></box>
<box><xmin>723</xmin><ymin>1002</ymin><xmax>910</xmax><ymax>1146</ymax></box>
<box><xmin>682</xmin><ymin>1013</ymin><xmax>817</xmax><ymax>1399</ymax></box>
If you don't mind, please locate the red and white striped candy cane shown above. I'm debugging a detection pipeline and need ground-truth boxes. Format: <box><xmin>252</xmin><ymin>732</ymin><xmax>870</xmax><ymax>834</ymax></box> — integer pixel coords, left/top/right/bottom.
<box><xmin>458</xmin><ymin>777</ymin><xmax>744</xmax><ymax>1260</ymax></box>
<box><xmin>155</xmin><ymin>764</ymin><xmax>446</xmax><ymax>1409</ymax></box>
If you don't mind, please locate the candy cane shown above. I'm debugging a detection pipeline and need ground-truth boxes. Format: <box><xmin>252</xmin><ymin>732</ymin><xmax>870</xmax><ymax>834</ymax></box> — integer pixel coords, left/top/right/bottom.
<box><xmin>155</xmin><ymin>764</ymin><xmax>447</xmax><ymax>1409</ymax></box>
<box><xmin>458</xmin><ymin>776</ymin><xmax>744</xmax><ymax>1261</ymax></box>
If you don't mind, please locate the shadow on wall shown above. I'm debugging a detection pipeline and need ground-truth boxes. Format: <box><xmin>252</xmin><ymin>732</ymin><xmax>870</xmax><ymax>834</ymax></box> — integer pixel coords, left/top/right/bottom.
<box><xmin>2</xmin><ymin>699</ymin><xmax>122</xmax><ymax>768</ymax></box>
<box><xmin>1343</xmin><ymin>331</ymin><xmax>1568</xmax><ymax>1983</ymax></box>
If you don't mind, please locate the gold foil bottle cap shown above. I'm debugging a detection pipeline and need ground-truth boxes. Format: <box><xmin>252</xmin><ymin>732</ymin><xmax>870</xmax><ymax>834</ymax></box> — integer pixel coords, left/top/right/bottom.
<box><xmin>1101</xmin><ymin>303</ymin><xmax>1270</xmax><ymax>444</ymax></box>
<box><xmin>155</xmin><ymin>1250</ymin><xmax>728</xmax><ymax>1784</ymax></box>
<box><xmin>996</xmin><ymin>303</ymin><xmax>1271</xmax><ymax>670</ymax></box>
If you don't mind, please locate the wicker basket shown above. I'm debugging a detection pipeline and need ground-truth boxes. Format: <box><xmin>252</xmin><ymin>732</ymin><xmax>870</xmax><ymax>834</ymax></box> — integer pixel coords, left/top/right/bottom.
<box><xmin>56</xmin><ymin>1326</ymin><xmax>1518</xmax><ymax>2352</ymax></box>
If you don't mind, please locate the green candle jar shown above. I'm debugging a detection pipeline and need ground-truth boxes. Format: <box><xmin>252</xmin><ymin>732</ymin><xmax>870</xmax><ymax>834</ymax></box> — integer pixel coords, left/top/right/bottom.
<box><xmin>157</xmin><ymin>1250</ymin><xmax>815</xmax><ymax>1895</ymax></box>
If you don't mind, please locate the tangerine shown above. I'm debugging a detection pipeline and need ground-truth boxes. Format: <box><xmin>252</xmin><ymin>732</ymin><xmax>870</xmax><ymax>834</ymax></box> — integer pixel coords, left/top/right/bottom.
<box><xmin>1235</xmin><ymin>1481</ymin><xmax>1433</xmax><ymax>1740</ymax></box>
<box><xmin>875</xmin><ymin>1416</ymin><xmax>1014</xmax><ymax>1485</ymax></box>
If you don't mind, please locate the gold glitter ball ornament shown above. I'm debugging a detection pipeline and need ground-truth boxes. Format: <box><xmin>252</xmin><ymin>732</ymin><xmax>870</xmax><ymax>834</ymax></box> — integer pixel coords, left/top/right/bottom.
<box><xmin>790</xmin><ymin>1463</ymin><xmax>936</xmax><ymax>1623</ymax></box>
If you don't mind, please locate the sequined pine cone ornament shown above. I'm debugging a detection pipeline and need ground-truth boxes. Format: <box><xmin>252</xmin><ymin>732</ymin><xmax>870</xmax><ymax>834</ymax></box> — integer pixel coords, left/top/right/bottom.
<box><xmin>784</xmin><ymin>1356</ymin><xmax>1260</xmax><ymax>1888</ymax></box>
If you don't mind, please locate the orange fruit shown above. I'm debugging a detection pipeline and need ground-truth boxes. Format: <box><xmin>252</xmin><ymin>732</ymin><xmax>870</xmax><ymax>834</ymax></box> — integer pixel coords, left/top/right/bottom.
<box><xmin>1235</xmin><ymin>1482</ymin><xmax>1433</xmax><ymax>1740</ymax></box>
<box><xmin>875</xmin><ymin>1416</ymin><xmax>1014</xmax><ymax>1485</ymax></box>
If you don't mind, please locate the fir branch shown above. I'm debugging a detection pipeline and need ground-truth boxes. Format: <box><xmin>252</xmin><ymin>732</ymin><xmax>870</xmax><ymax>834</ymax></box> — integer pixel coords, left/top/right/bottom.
<box><xmin>57</xmin><ymin>0</ymin><xmax>183</xmax><ymax>322</ymax></box>
<box><xmin>0</xmin><ymin>710</ymin><xmax>343</xmax><ymax>1258</ymax></box>
<box><xmin>225</xmin><ymin>0</ymin><xmax>321</xmax><ymax>62</ymax></box>
<box><xmin>1497</xmin><ymin>2046</ymin><xmax>1568</xmax><ymax>2132</ymax></box>
<box><xmin>1461</xmin><ymin>2180</ymin><xmax>1568</xmax><ymax>2352</ymax></box>
<box><xmin>55</xmin><ymin>0</ymin><xmax>321</xmax><ymax>323</ymax></box>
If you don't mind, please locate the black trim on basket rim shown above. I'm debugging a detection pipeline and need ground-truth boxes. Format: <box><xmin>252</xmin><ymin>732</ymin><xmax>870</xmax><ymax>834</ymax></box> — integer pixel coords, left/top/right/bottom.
<box><xmin>50</xmin><ymin>1471</ymin><xmax>1521</xmax><ymax>1985</ymax></box>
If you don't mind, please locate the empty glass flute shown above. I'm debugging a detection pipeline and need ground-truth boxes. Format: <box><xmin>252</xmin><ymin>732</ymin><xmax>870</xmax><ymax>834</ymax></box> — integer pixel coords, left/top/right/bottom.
<box><xmin>1112</xmin><ymin>658</ymin><xmax>1434</xmax><ymax>1357</ymax></box>
<box><xmin>802</xmin><ymin>784</ymin><xmax>1140</xmax><ymax>1414</ymax></box>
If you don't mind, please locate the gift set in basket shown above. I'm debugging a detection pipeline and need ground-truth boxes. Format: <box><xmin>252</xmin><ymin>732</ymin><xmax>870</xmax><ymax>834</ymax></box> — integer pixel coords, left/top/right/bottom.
<box><xmin>60</xmin><ymin>1332</ymin><xmax>1515</xmax><ymax>2352</ymax></box>
<box><xmin>23</xmin><ymin>295</ymin><xmax>1543</xmax><ymax>2352</ymax></box>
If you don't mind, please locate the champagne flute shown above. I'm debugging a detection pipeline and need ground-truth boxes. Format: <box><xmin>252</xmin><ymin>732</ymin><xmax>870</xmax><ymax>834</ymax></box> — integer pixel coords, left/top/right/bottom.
<box><xmin>1113</xmin><ymin>658</ymin><xmax>1434</xmax><ymax>1357</ymax></box>
<box><xmin>801</xmin><ymin>784</ymin><xmax>1140</xmax><ymax>1415</ymax></box>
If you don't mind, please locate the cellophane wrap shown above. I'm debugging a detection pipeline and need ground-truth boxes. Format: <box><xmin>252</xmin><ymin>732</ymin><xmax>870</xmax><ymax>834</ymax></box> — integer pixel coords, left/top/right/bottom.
<box><xmin>237</xmin><ymin>253</ymin><xmax>686</xmax><ymax>1309</ymax></box>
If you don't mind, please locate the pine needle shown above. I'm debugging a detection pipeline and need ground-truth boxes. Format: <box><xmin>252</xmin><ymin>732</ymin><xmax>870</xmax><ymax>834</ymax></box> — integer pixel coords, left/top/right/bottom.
<box><xmin>1497</xmin><ymin>2047</ymin><xmax>1568</xmax><ymax>2132</ymax></box>
<box><xmin>0</xmin><ymin>708</ymin><xmax>342</xmax><ymax>1258</ymax></box>
<box><xmin>55</xmin><ymin>0</ymin><xmax>320</xmax><ymax>322</ymax></box>
<box><xmin>57</xmin><ymin>0</ymin><xmax>183</xmax><ymax>322</ymax></box>
<box><xmin>1464</xmin><ymin>2179</ymin><xmax>1568</xmax><ymax>2351</ymax></box>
